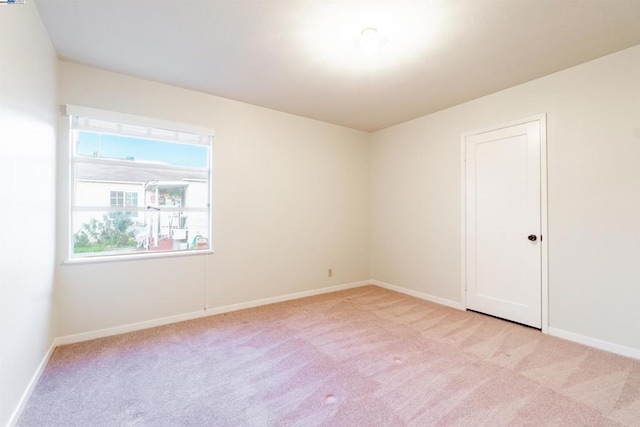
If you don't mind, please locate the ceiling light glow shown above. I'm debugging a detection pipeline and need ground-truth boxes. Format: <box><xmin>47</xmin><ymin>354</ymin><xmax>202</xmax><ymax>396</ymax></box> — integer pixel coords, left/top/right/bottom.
<box><xmin>297</xmin><ymin>1</ymin><xmax>443</xmax><ymax>74</ymax></box>
<box><xmin>360</xmin><ymin>28</ymin><xmax>379</xmax><ymax>56</ymax></box>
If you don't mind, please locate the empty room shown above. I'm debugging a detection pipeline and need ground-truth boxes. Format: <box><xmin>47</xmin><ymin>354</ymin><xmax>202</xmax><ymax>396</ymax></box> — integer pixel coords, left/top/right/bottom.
<box><xmin>2</xmin><ymin>0</ymin><xmax>640</xmax><ymax>425</ymax></box>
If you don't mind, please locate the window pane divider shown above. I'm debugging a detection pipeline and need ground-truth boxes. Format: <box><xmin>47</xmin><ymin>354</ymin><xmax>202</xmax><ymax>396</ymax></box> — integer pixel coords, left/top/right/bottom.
<box><xmin>74</xmin><ymin>156</ymin><xmax>209</xmax><ymax>173</ymax></box>
<box><xmin>72</xmin><ymin>206</ymin><xmax>209</xmax><ymax>213</ymax></box>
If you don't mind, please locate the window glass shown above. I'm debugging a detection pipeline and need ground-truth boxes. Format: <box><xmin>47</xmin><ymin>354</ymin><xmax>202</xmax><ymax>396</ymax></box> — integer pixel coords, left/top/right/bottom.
<box><xmin>70</xmin><ymin>117</ymin><xmax>212</xmax><ymax>259</ymax></box>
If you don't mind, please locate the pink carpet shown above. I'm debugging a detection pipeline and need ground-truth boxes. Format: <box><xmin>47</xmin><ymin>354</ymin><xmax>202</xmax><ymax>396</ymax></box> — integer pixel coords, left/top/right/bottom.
<box><xmin>18</xmin><ymin>286</ymin><xmax>640</xmax><ymax>426</ymax></box>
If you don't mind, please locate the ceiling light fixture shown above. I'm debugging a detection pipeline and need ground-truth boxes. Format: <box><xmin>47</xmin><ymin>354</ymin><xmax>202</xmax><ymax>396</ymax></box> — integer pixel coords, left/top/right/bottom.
<box><xmin>360</xmin><ymin>27</ymin><xmax>379</xmax><ymax>56</ymax></box>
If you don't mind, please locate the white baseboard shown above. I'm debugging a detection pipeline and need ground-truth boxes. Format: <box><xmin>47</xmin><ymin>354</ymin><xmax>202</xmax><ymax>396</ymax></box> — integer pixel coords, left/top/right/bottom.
<box><xmin>371</xmin><ymin>280</ymin><xmax>465</xmax><ymax>310</ymax></box>
<box><xmin>203</xmin><ymin>280</ymin><xmax>370</xmax><ymax>316</ymax></box>
<box><xmin>55</xmin><ymin>280</ymin><xmax>370</xmax><ymax>346</ymax></box>
<box><xmin>548</xmin><ymin>327</ymin><xmax>640</xmax><ymax>360</ymax></box>
<box><xmin>7</xmin><ymin>341</ymin><xmax>57</xmax><ymax>427</ymax></box>
<box><xmin>372</xmin><ymin>281</ymin><xmax>639</xmax><ymax>360</ymax></box>
<box><xmin>55</xmin><ymin>309</ymin><xmax>208</xmax><ymax>346</ymax></box>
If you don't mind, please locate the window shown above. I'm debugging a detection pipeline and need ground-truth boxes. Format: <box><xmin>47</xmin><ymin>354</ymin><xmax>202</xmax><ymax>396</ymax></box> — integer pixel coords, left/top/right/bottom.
<box><xmin>69</xmin><ymin>107</ymin><xmax>213</xmax><ymax>259</ymax></box>
<box><xmin>110</xmin><ymin>191</ymin><xmax>138</xmax><ymax>208</ymax></box>
<box><xmin>110</xmin><ymin>190</ymin><xmax>139</xmax><ymax>219</ymax></box>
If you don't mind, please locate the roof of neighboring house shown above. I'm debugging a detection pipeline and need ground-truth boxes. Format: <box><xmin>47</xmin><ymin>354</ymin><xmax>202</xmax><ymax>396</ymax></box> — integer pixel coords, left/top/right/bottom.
<box><xmin>76</xmin><ymin>161</ymin><xmax>208</xmax><ymax>184</ymax></box>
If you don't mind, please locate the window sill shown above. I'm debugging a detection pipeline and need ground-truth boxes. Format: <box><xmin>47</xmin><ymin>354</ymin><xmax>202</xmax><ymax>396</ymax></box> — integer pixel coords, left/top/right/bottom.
<box><xmin>63</xmin><ymin>248</ymin><xmax>214</xmax><ymax>265</ymax></box>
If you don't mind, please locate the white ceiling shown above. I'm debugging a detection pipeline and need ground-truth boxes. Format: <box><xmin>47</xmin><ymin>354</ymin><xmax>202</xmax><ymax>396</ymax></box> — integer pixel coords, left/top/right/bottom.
<box><xmin>35</xmin><ymin>0</ymin><xmax>640</xmax><ymax>132</ymax></box>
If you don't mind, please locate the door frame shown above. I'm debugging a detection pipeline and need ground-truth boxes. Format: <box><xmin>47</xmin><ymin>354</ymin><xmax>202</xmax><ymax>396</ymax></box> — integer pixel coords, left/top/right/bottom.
<box><xmin>460</xmin><ymin>114</ymin><xmax>549</xmax><ymax>333</ymax></box>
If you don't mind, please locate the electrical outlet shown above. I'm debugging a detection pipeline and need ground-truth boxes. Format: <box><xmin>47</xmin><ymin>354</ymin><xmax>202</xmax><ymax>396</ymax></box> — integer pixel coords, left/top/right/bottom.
<box><xmin>328</xmin><ymin>268</ymin><xmax>333</xmax><ymax>277</ymax></box>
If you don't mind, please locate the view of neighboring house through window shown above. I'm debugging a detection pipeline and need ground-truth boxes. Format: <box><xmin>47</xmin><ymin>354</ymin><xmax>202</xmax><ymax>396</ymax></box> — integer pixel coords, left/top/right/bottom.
<box><xmin>69</xmin><ymin>111</ymin><xmax>212</xmax><ymax>259</ymax></box>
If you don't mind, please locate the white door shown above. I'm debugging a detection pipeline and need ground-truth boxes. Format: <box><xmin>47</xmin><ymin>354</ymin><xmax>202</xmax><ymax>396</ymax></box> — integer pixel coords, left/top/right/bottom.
<box><xmin>465</xmin><ymin>118</ymin><xmax>543</xmax><ymax>328</ymax></box>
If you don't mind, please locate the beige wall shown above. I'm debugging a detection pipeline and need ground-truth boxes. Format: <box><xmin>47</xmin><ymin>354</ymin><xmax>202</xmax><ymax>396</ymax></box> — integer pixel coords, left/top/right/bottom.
<box><xmin>0</xmin><ymin>2</ymin><xmax>58</xmax><ymax>425</ymax></box>
<box><xmin>371</xmin><ymin>45</ymin><xmax>640</xmax><ymax>350</ymax></box>
<box><xmin>56</xmin><ymin>61</ymin><xmax>371</xmax><ymax>336</ymax></box>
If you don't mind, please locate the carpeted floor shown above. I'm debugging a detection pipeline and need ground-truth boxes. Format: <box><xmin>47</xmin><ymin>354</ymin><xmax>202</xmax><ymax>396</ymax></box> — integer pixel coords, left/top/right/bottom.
<box><xmin>18</xmin><ymin>285</ymin><xmax>640</xmax><ymax>426</ymax></box>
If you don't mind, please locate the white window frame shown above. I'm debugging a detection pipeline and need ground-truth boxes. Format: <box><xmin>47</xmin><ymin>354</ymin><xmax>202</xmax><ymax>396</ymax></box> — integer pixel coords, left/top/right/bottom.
<box><xmin>65</xmin><ymin>105</ymin><xmax>214</xmax><ymax>262</ymax></box>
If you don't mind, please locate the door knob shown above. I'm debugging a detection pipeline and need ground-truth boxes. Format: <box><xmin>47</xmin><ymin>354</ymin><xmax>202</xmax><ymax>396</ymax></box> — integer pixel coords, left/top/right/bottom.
<box><xmin>528</xmin><ymin>234</ymin><xmax>537</xmax><ymax>242</ymax></box>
